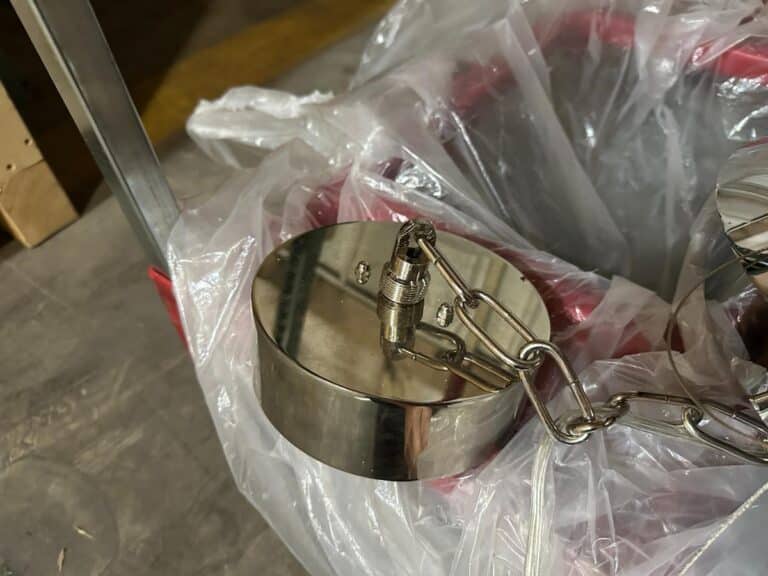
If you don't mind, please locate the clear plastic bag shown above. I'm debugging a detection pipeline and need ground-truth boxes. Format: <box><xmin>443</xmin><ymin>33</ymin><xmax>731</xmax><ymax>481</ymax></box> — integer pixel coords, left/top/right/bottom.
<box><xmin>170</xmin><ymin>1</ymin><xmax>768</xmax><ymax>574</ymax></box>
<box><xmin>187</xmin><ymin>0</ymin><xmax>768</xmax><ymax>298</ymax></box>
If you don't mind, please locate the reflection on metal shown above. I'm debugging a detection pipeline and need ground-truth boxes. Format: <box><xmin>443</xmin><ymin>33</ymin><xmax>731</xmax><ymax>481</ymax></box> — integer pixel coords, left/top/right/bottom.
<box><xmin>274</xmin><ymin>232</ymin><xmax>324</xmax><ymax>357</ymax></box>
<box><xmin>750</xmin><ymin>390</ymin><xmax>768</xmax><ymax>423</ymax></box>
<box><xmin>10</xmin><ymin>0</ymin><xmax>178</xmax><ymax>269</ymax></box>
<box><xmin>716</xmin><ymin>142</ymin><xmax>768</xmax><ymax>296</ymax></box>
<box><xmin>436</xmin><ymin>302</ymin><xmax>454</xmax><ymax>327</ymax></box>
<box><xmin>252</xmin><ymin>221</ymin><xmax>550</xmax><ymax>480</ymax></box>
<box><xmin>354</xmin><ymin>260</ymin><xmax>371</xmax><ymax>285</ymax></box>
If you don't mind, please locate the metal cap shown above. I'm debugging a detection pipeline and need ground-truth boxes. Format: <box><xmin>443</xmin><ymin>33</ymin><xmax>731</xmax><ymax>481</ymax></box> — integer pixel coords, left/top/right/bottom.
<box><xmin>252</xmin><ymin>221</ymin><xmax>550</xmax><ymax>480</ymax></box>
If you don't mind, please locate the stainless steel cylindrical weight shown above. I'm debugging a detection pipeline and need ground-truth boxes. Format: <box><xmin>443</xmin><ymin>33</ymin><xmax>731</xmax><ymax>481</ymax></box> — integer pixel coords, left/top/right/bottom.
<box><xmin>252</xmin><ymin>221</ymin><xmax>550</xmax><ymax>480</ymax></box>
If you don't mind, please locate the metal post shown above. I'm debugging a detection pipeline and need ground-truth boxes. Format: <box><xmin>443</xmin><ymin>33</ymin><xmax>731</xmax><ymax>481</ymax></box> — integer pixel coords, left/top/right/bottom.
<box><xmin>11</xmin><ymin>0</ymin><xmax>179</xmax><ymax>270</ymax></box>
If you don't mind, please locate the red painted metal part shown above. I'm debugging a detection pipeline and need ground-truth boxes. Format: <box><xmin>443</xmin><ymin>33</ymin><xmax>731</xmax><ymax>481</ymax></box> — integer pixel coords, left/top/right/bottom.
<box><xmin>148</xmin><ymin>266</ymin><xmax>186</xmax><ymax>343</ymax></box>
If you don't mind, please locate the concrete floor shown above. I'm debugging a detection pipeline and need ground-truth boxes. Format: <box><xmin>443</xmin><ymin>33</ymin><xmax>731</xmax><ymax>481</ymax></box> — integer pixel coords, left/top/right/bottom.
<box><xmin>0</xmin><ymin>26</ymin><xmax>370</xmax><ymax>576</ymax></box>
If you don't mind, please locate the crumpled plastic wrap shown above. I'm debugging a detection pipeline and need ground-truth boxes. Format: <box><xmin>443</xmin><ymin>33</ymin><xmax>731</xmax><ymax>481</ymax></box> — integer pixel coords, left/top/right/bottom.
<box><xmin>170</xmin><ymin>1</ymin><xmax>768</xmax><ymax>574</ymax></box>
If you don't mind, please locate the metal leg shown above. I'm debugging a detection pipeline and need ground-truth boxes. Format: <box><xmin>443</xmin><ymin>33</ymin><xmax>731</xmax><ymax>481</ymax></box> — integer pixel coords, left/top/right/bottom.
<box><xmin>10</xmin><ymin>0</ymin><xmax>179</xmax><ymax>270</ymax></box>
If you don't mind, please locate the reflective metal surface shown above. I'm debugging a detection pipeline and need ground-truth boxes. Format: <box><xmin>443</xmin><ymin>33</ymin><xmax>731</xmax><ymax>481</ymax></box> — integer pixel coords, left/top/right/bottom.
<box><xmin>11</xmin><ymin>0</ymin><xmax>178</xmax><ymax>269</ymax></box>
<box><xmin>716</xmin><ymin>142</ymin><xmax>768</xmax><ymax>296</ymax></box>
<box><xmin>252</xmin><ymin>221</ymin><xmax>550</xmax><ymax>480</ymax></box>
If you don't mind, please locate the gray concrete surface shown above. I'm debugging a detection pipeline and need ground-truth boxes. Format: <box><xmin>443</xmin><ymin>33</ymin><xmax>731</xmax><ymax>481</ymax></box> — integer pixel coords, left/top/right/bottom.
<box><xmin>0</xmin><ymin>27</ymin><xmax>371</xmax><ymax>576</ymax></box>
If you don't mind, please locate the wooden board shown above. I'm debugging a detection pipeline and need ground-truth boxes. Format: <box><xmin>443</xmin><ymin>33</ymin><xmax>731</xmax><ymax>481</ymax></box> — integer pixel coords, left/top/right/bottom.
<box><xmin>0</xmin><ymin>83</ymin><xmax>77</xmax><ymax>247</ymax></box>
<box><xmin>0</xmin><ymin>160</ymin><xmax>77</xmax><ymax>247</ymax></box>
<box><xmin>0</xmin><ymin>83</ymin><xmax>42</xmax><ymax>174</ymax></box>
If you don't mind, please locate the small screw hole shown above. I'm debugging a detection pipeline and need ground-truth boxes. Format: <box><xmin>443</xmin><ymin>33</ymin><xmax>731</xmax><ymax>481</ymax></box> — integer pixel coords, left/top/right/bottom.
<box><xmin>6</xmin><ymin>163</ymin><xmax>15</xmax><ymax>171</ymax></box>
<box><xmin>23</xmin><ymin>138</ymin><xmax>32</xmax><ymax>146</ymax></box>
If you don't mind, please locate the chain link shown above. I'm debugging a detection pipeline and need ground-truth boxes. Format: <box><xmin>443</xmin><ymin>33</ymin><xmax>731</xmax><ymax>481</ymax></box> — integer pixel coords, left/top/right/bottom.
<box><xmin>410</xmin><ymin>221</ymin><xmax>768</xmax><ymax>463</ymax></box>
<box><xmin>398</xmin><ymin>322</ymin><xmax>510</xmax><ymax>394</ymax></box>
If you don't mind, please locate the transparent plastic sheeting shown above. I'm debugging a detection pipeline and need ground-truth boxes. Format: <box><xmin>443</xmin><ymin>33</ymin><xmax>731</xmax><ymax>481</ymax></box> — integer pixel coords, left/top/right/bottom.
<box><xmin>170</xmin><ymin>1</ymin><xmax>768</xmax><ymax>574</ymax></box>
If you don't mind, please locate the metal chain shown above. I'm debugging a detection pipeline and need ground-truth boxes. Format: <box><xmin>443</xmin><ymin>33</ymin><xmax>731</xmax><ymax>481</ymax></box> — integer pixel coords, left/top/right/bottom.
<box><xmin>398</xmin><ymin>322</ymin><xmax>510</xmax><ymax>394</ymax></box>
<box><xmin>412</xmin><ymin>223</ymin><xmax>768</xmax><ymax>464</ymax></box>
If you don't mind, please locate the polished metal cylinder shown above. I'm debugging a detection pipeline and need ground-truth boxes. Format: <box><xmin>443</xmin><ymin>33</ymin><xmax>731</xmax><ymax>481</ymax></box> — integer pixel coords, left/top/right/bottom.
<box><xmin>252</xmin><ymin>221</ymin><xmax>550</xmax><ymax>480</ymax></box>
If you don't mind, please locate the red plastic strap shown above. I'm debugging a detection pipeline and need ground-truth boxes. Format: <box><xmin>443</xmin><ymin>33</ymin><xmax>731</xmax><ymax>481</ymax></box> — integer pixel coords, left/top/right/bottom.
<box><xmin>148</xmin><ymin>266</ymin><xmax>186</xmax><ymax>344</ymax></box>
